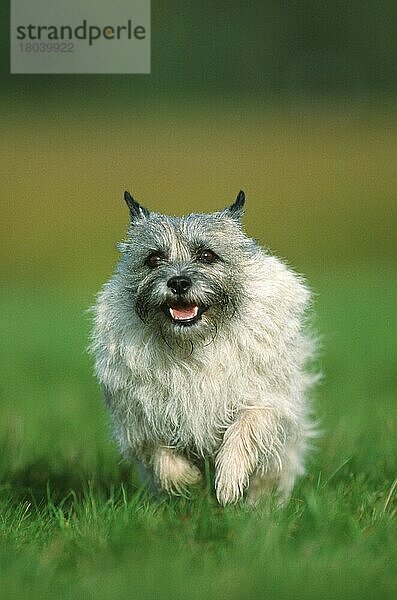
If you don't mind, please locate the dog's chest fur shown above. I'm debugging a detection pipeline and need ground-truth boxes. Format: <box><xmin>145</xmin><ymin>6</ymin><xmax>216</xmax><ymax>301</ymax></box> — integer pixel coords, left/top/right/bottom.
<box><xmin>104</xmin><ymin>325</ymin><xmax>260</xmax><ymax>455</ymax></box>
<box><xmin>132</xmin><ymin>350</ymin><xmax>239</xmax><ymax>453</ymax></box>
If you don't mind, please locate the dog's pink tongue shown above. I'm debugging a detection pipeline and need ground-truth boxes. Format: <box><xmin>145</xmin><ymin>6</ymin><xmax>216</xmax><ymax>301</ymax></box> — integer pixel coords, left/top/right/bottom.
<box><xmin>170</xmin><ymin>305</ymin><xmax>198</xmax><ymax>320</ymax></box>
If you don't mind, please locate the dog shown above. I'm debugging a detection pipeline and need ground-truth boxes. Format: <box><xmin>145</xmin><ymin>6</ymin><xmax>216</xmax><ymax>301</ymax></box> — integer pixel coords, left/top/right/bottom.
<box><xmin>90</xmin><ymin>190</ymin><xmax>315</xmax><ymax>505</ymax></box>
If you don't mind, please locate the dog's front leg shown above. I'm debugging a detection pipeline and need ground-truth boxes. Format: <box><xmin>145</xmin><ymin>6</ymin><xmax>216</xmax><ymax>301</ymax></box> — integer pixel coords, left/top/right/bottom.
<box><xmin>215</xmin><ymin>407</ymin><xmax>285</xmax><ymax>505</ymax></box>
<box><xmin>151</xmin><ymin>446</ymin><xmax>202</xmax><ymax>495</ymax></box>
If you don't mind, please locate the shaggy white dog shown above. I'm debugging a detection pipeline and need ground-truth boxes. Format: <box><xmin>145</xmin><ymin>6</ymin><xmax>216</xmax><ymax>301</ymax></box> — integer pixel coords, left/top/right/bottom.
<box><xmin>90</xmin><ymin>191</ymin><xmax>315</xmax><ymax>505</ymax></box>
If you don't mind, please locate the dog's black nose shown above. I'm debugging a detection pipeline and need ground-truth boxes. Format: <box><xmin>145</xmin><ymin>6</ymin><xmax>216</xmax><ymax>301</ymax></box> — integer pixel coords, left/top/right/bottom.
<box><xmin>167</xmin><ymin>276</ymin><xmax>192</xmax><ymax>295</ymax></box>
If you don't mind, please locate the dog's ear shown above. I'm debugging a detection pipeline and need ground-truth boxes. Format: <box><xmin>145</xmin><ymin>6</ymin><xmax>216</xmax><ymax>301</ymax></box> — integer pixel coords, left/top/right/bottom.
<box><xmin>224</xmin><ymin>190</ymin><xmax>245</xmax><ymax>220</ymax></box>
<box><xmin>124</xmin><ymin>191</ymin><xmax>150</xmax><ymax>220</ymax></box>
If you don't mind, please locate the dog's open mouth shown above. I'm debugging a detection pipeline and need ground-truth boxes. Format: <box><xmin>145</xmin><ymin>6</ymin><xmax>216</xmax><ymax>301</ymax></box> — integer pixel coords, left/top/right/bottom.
<box><xmin>165</xmin><ymin>304</ymin><xmax>205</xmax><ymax>326</ymax></box>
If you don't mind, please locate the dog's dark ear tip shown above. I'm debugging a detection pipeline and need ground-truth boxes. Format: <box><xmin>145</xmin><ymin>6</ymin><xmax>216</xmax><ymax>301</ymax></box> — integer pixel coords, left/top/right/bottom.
<box><xmin>124</xmin><ymin>190</ymin><xmax>150</xmax><ymax>220</ymax></box>
<box><xmin>235</xmin><ymin>190</ymin><xmax>245</xmax><ymax>207</ymax></box>
<box><xmin>225</xmin><ymin>190</ymin><xmax>246</xmax><ymax>220</ymax></box>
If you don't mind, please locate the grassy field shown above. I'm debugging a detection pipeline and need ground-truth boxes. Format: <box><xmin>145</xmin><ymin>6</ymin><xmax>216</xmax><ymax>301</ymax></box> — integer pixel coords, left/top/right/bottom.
<box><xmin>0</xmin><ymin>269</ymin><xmax>396</xmax><ymax>599</ymax></box>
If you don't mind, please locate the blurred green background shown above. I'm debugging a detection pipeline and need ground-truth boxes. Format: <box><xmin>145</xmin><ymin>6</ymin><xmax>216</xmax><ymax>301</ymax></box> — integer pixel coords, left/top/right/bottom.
<box><xmin>1</xmin><ymin>0</ymin><xmax>396</xmax><ymax>481</ymax></box>
<box><xmin>1</xmin><ymin>0</ymin><xmax>396</xmax><ymax>471</ymax></box>
<box><xmin>1</xmin><ymin>0</ymin><xmax>396</xmax><ymax>290</ymax></box>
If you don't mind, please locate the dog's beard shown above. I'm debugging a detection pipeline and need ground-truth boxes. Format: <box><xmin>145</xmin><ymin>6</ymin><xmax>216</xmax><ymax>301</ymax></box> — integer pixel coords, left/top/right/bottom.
<box><xmin>158</xmin><ymin>318</ymin><xmax>219</xmax><ymax>357</ymax></box>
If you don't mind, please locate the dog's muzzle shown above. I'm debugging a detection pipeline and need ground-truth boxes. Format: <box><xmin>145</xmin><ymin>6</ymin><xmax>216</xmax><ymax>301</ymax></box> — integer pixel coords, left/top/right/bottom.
<box><xmin>164</xmin><ymin>276</ymin><xmax>206</xmax><ymax>326</ymax></box>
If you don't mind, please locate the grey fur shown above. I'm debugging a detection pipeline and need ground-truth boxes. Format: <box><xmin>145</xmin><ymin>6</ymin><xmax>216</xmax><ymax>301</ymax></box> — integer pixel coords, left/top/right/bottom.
<box><xmin>90</xmin><ymin>191</ymin><xmax>316</xmax><ymax>505</ymax></box>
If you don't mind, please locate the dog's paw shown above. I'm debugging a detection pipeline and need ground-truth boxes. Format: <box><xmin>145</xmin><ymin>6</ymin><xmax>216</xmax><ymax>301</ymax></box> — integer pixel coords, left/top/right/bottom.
<box><xmin>245</xmin><ymin>473</ymin><xmax>278</xmax><ymax>505</ymax></box>
<box><xmin>153</xmin><ymin>447</ymin><xmax>202</xmax><ymax>495</ymax></box>
<box><xmin>215</xmin><ymin>453</ymin><xmax>250</xmax><ymax>505</ymax></box>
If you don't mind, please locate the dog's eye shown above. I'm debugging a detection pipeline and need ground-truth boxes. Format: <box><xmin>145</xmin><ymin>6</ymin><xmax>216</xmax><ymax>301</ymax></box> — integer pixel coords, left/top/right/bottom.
<box><xmin>145</xmin><ymin>252</ymin><xmax>164</xmax><ymax>268</ymax></box>
<box><xmin>198</xmin><ymin>249</ymin><xmax>217</xmax><ymax>264</ymax></box>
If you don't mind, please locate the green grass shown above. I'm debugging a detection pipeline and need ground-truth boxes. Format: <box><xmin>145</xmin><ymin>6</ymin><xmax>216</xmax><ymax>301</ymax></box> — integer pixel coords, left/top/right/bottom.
<box><xmin>0</xmin><ymin>271</ymin><xmax>396</xmax><ymax>599</ymax></box>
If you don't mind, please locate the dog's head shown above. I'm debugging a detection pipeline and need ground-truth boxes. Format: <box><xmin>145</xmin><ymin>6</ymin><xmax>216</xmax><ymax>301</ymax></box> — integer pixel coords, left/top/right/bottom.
<box><xmin>117</xmin><ymin>191</ymin><xmax>256</xmax><ymax>343</ymax></box>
